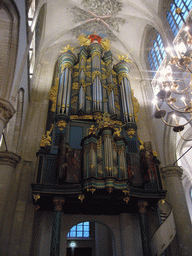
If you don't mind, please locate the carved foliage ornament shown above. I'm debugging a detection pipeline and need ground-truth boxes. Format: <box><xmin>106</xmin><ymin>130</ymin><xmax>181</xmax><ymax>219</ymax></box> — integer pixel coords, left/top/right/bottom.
<box><xmin>49</xmin><ymin>77</ymin><xmax>59</xmax><ymax>112</ymax></box>
<box><xmin>0</xmin><ymin>101</ymin><xmax>15</xmax><ymax>124</ymax></box>
<box><xmin>40</xmin><ymin>124</ymin><xmax>53</xmax><ymax>147</ymax></box>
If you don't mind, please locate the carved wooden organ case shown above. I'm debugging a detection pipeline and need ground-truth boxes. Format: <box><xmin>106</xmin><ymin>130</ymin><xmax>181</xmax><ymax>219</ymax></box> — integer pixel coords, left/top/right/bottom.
<box><xmin>36</xmin><ymin>36</ymin><xmax>163</xmax><ymax>197</ymax></box>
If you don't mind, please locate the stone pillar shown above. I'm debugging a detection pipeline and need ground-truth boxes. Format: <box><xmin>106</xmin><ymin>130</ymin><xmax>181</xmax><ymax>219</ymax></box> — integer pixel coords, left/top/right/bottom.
<box><xmin>50</xmin><ymin>197</ymin><xmax>65</xmax><ymax>256</ymax></box>
<box><xmin>0</xmin><ymin>151</ymin><xmax>20</xmax><ymax>234</ymax></box>
<box><xmin>0</xmin><ymin>99</ymin><xmax>15</xmax><ymax>138</ymax></box>
<box><xmin>161</xmin><ymin>166</ymin><xmax>192</xmax><ymax>256</ymax></box>
<box><xmin>138</xmin><ymin>200</ymin><xmax>151</xmax><ymax>256</ymax></box>
<box><xmin>119</xmin><ymin>213</ymin><xmax>143</xmax><ymax>256</ymax></box>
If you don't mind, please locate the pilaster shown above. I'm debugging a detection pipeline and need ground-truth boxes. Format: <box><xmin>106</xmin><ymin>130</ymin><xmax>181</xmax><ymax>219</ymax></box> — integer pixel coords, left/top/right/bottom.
<box><xmin>50</xmin><ymin>197</ymin><xmax>65</xmax><ymax>256</ymax></box>
<box><xmin>161</xmin><ymin>166</ymin><xmax>192</xmax><ymax>256</ymax></box>
<box><xmin>0</xmin><ymin>151</ymin><xmax>20</xmax><ymax>240</ymax></box>
<box><xmin>138</xmin><ymin>200</ymin><xmax>151</xmax><ymax>256</ymax></box>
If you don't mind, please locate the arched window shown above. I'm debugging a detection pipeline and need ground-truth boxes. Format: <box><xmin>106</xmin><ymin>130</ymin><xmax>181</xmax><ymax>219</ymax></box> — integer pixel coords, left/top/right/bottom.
<box><xmin>67</xmin><ymin>222</ymin><xmax>90</xmax><ymax>238</ymax></box>
<box><xmin>147</xmin><ymin>29</ymin><xmax>165</xmax><ymax>73</ymax></box>
<box><xmin>167</xmin><ymin>0</ymin><xmax>192</xmax><ymax>36</ymax></box>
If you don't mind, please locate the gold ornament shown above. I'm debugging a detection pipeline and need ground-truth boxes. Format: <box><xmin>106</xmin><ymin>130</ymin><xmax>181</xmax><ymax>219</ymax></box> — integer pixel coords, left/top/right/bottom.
<box><xmin>60</xmin><ymin>44</ymin><xmax>75</xmax><ymax>53</ymax></box>
<box><xmin>49</xmin><ymin>77</ymin><xmax>59</xmax><ymax>112</ymax></box>
<box><xmin>88</xmin><ymin>125</ymin><xmax>97</xmax><ymax>135</ymax></box>
<box><xmin>113</xmin><ymin>127</ymin><xmax>122</xmax><ymax>137</ymax></box>
<box><xmin>78</xmin><ymin>34</ymin><xmax>91</xmax><ymax>46</ymax></box>
<box><xmin>87</xmin><ymin>188</ymin><xmax>96</xmax><ymax>194</ymax></box>
<box><xmin>122</xmin><ymin>190</ymin><xmax>129</xmax><ymax>195</ymax></box>
<box><xmin>78</xmin><ymin>194</ymin><xmax>85</xmax><ymax>203</ymax></box>
<box><xmin>107</xmin><ymin>187</ymin><xmax>113</xmax><ymax>194</ymax></box>
<box><xmin>40</xmin><ymin>124</ymin><xmax>53</xmax><ymax>147</ymax></box>
<box><xmin>117</xmin><ymin>54</ymin><xmax>132</xmax><ymax>63</ymax></box>
<box><xmin>126</xmin><ymin>128</ymin><xmax>136</xmax><ymax>138</ymax></box>
<box><xmin>131</xmin><ymin>89</ymin><xmax>140</xmax><ymax>123</ymax></box>
<box><xmin>56</xmin><ymin>120</ymin><xmax>67</xmax><ymax>131</ymax></box>
<box><xmin>159</xmin><ymin>199</ymin><xmax>165</xmax><ymax>205</ymax></box>
<box><xmin>33</xmin><ymin>194</ymin><xmax>40</xmax><ymax>202</ymax></box>
<box><xmin>123</xmin><ymin>196</ymin><xmax>130</xmax><ymax>204</ymax></box>
<box><xmin>101</xmin><ymin>39</ymin><xmax>111</xmax><ymax>51</ymax></box>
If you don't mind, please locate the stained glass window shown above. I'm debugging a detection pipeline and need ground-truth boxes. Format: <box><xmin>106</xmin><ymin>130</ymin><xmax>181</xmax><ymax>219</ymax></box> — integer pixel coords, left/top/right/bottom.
<box><xmin>167</xmin><ymin>0</ymin><xmax>192</xmax><ymax>36</ymax></box>
<box><xmin>67</xmin><ymin>222</ymin><xmax>90</xmax><ymax>238</ymax></box>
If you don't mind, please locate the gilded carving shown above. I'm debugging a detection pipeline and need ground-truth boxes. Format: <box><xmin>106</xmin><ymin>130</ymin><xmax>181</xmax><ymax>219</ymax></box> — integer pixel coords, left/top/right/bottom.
<box><xmin>93</xmin><ymin>112</ymin><xmax>103</xmax><ymax>123</ymax></box>
<box><xmin>73</xmin><ymin>71</ymin><xmax>79</xmax><ymax>77</ymax></box>
<box><xmin>102</xmin><ymin>74</ymin><xmax>107</xmax><ymax>80</ymax></box>
<box><xmin>118</xmin><ymin>72</ymin><xmax>129</xmax><ymax>84</ymax></box>
<box><xmin>113</xmin><ymin>87</ymin><xmax>119</xmax><ymax>95</ymax></box>
<box><xmin>49</xmin><ymin>77</ymin><xmax>59</xmax><ymax>112</ymax></box>
<box><xmin>92</xmin><ymin>70</ymin><xmax>101</xmax><ymax>81</ymax></box>
<box><xmin>86</xmin><ymin>96</ymin><xmax>92</xmax><ymax>101</ymax></box>
<box><xmin>131</xmin><ymin>89</ymin><xmax>140</xmax><ymax>123</ymax></box>
<box><xmin>89</xmin><ymin>125</ymin><xmax>97</xmax><ymax>135</ymax></box>
<box><xmin>72</xmin><ymin>82</ymin><xmax>79</xmax><ymax>90</ymax></box>
<box><xmin>70</xmin><ymin>115</ymin><xmax>93</xmax><ymax>120</ymax></box>
<box><xmin>107</xmin><ymin>187</ymin><xmax>113</xmax><ymax>194</ymax></box>
<box><xmin>115</xmin><ymin>101</ymin><xmax>121</xmax><ymax>110</ymax></box>
<box><xmin>86</xmin><ymin>71</ymin><xmax>92</xmax><ymax>78</ymax></box>
<box><xmin>117</xmin><ymin>54</ymin><xmax>132</xmax><ymax>63</ymax></box>
<box><xmin>71</xmin><ymin>96</ymin><xmax>78</xmax><ymax>104</ymax></box>
<box><xmin>97</xmin><ymin>136</ymin><xmax>102</xmax><ymax>149</ymax></box>
<box><xmin>60</xmin><ymin>44</ymin><xmax>75</xmax><ymax>53</ymax></box>
<box><xmin>92</xmin><ymin>51</ymin><xmax>101</xmax><ymax>59</ymax></box>
<box><xmin>113</xmin><ymin>78</ymin><xmax>118</xmax><ymax>84</ymax></box>
<box><xmin>61</xmin><ymin>62</ymin><xmax>73</xmax><ymax>72</ymax></box>
<box><xmin>100</xmin><ymin>39</ymin><xmax>111</xmax><ymax>51</ymax></box>
<box><xmin>117</xmin><ymin>145</ymin><xmax>124</xmax><ymax>155</ymax></box>
<box><xmin>105</xmin><ymin>59</ymin><xmax>112</xmax><ymax>67</ymax></box>
<box><xmin>123</xmin><ymin>196</ymin><xmax>130</xmax><ymax>204</ymax></box>
<box><xmin>78</xmin><ymin>34</ymin><xmax>91</xmax><ymax>46</ymax></box>
<box><xmin>87</xmin><ymin>58</ymin><xmax>91</xmax><ymax>63</ymax></box>
<box><xmin>33</xmin><ymin>194</ymin><xmax>40</xmax><ymax>202</ymax></box>
<box><xmin>56</xmin><ymin>120</ymin><xmax>67</xmax><ymax>131</ymax></box>
<box><xmin>40</xmin><ymin>124</ymin><xmax>53</xmax><ymax>147</ymax></box>
<box><xmin>113</xmin><ymin>127</ymin><xmax>122</xmax><ymax>137</ymax></box>
<box><xmin>101</xmin><ymin>59</ymin><xmax>105</xmax><ymax>65</ymax></box>
<box><xmin>87</xmin><ymin>188</ymin><xmax>96</xmax><ymax>194</ymax></box>
<box><xmin>78</xmin><ymin>194</ymin><xmax>85</xmax><ymax>203</ymax></box>
<box><xmin>126</xmin><ymin>128</ymin><xmax>136</xmax><ymax>138</ymax></box>
<box><xmin>74</xmin><ymin>63</ymin><xmax>79</xmax><ymax>69</ymax></box>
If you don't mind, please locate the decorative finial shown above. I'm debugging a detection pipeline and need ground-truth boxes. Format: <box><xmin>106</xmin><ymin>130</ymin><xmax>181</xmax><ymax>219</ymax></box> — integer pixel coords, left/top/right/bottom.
<box><xmin>60</xmin><ymin>45</ymin><xmax>75</xmax><ymax>53</ymax></box>
<box><xmin>117</xmin><ymin>54</ymin><xmax>132</xmax><ymax>63</ymax></box>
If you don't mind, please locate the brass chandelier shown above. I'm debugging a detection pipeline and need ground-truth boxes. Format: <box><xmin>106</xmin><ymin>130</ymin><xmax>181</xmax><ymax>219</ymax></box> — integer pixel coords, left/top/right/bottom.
<box><xmin>154</xmin><ymin>8</ymin><xmax>192</xmax><ymax>141</ymax></box>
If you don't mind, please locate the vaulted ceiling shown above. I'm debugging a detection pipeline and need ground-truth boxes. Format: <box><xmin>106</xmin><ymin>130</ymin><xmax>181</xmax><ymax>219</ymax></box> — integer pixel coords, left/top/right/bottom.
<box><xmin>37</xmin><ymin>0</ymin><xmax>164</xmax><ymax>72</ymax></box>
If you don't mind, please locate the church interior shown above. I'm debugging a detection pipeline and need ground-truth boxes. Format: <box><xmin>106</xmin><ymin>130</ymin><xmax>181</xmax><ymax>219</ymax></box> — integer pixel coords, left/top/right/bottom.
<box><xmin>0</xmin><ymin>0</ymin><xmax>192</xmax><ymax>255</ymax></box>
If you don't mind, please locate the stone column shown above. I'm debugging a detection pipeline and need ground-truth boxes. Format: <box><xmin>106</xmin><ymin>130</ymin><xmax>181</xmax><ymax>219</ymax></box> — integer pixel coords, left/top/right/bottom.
<box><xmin>0</xmin><ymin>151</ymin><xmax>20</xmax><ymax>235</ymax></box>
<box><xmin>50</xmin><ymin>197</ymin><xmax>65</xmax><ymax>256</ymax></box>
<box><xmin>138</xmin><ymin>200</ymin><xmax>151</xmax><ymax>256</ymax></box>
<box><xmin>119</xmin><ymin>213</ymin><xmax>143</xmax><ymax>256</ymax></box>
<box><xmin>0</xmin><ymin>99</ymin><xmax>15</xmax><ymax>138</ymax></box>
<box><xmin>161</xmin><ymin>166</ymin><xmax>192</xmax><ymax>256</ymax></box>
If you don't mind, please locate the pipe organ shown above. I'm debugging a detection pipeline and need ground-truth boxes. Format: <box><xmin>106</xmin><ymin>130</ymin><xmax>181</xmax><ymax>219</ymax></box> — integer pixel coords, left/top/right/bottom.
<box><xmin>37</xmin><ymin>34</ymin><xmax>162</xmax><ymax>195</ymax></box>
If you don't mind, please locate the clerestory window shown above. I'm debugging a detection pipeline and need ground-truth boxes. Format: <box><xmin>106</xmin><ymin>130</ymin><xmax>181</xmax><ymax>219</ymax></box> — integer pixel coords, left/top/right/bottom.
<box><xmin>167</xmin><ymin>0</ymin><xmax>192</xmax><ymax>36</ymax></box>
<box><xmin>147</xmin><ymin>29</ymin><xmax>165</xmax><ymax>74</ymax></box>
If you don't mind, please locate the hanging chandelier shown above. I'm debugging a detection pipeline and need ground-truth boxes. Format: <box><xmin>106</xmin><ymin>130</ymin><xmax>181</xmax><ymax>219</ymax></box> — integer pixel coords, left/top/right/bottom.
<box><xmin>154</xmin><ymin>8</ymin><xmax>192</xmax><ymax>140</ymax></box>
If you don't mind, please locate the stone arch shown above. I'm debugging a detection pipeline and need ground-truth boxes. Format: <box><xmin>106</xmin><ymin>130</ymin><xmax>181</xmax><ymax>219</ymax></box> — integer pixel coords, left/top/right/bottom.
<box><xmin>62</xmin><ymin>215</ymin><xmax>118</xmax><ymax>256</ymax></box>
